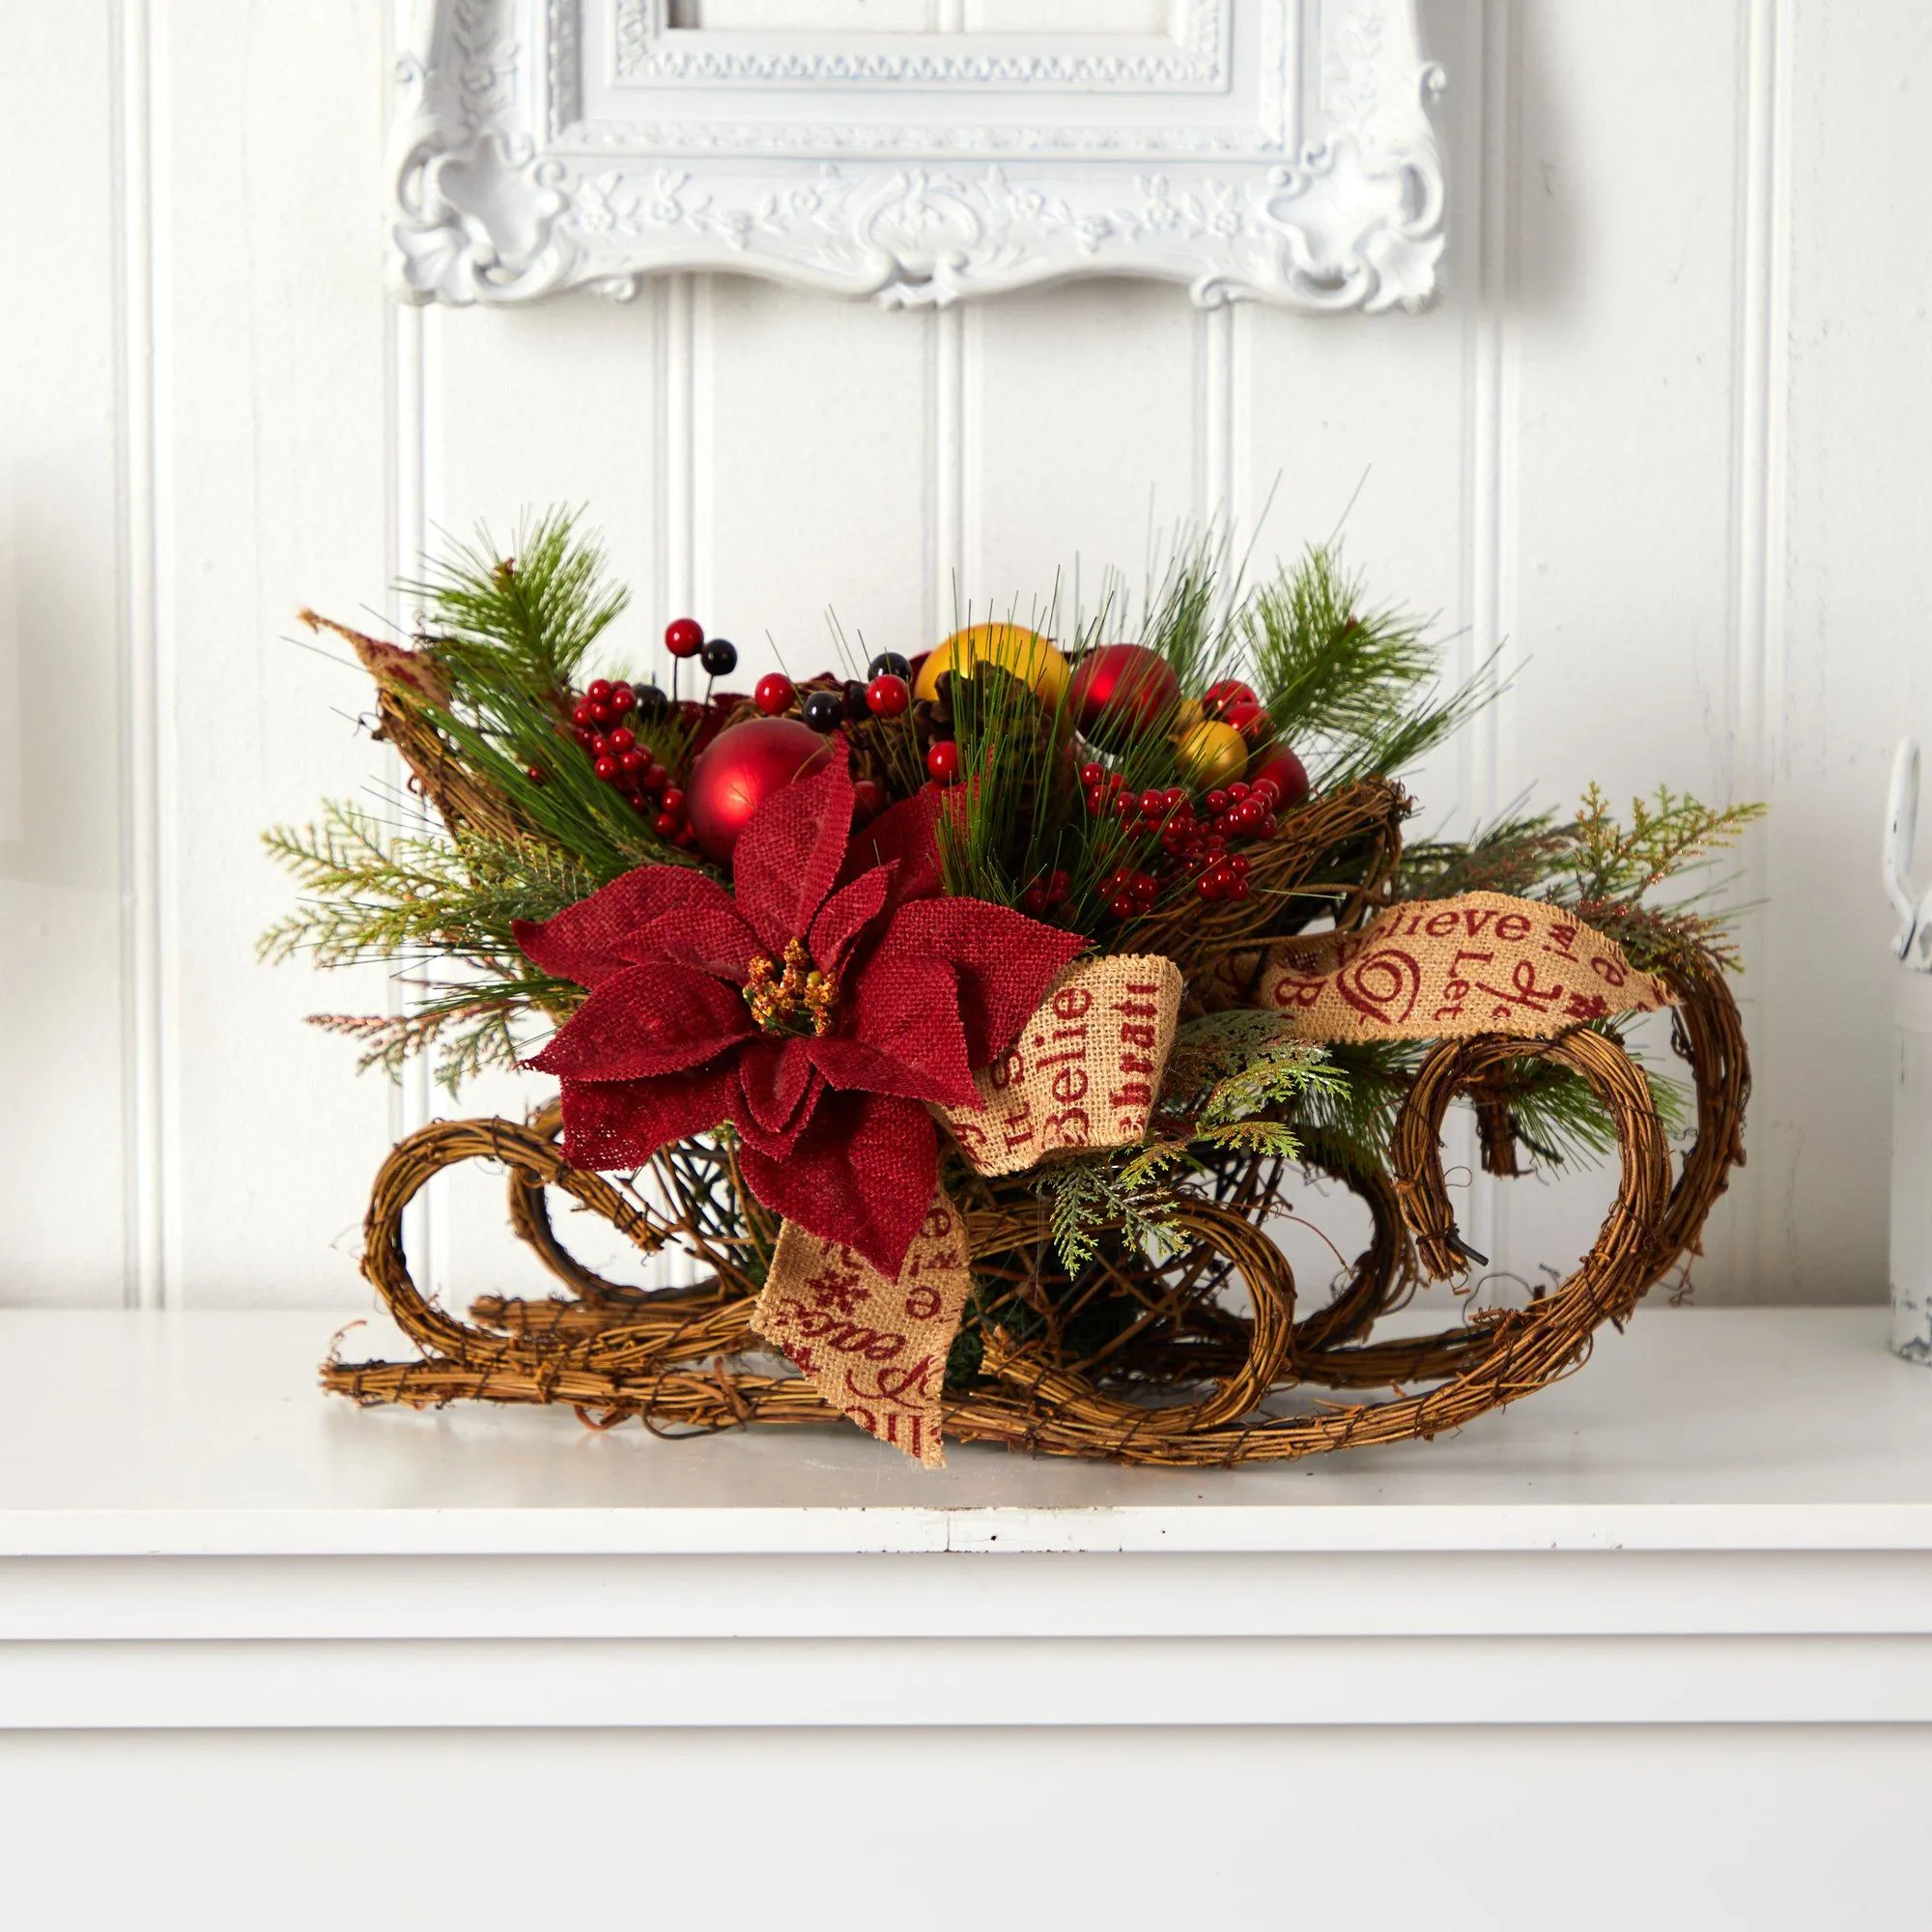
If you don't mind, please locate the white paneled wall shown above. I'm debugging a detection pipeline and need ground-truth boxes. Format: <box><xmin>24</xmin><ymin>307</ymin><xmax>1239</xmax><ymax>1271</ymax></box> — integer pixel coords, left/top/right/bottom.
<box><xmin>5</xmin><ymin>0</ymin><xmax>1920</xmax><ymax>1308</ymax></box>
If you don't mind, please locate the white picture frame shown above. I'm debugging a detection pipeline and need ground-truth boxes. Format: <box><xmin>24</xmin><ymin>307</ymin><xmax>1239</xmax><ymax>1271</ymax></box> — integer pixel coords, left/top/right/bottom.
<box><xmin>392</xmin><ymin>0</ymin><xmax>1444</xmax><ymax>311</ymax></box>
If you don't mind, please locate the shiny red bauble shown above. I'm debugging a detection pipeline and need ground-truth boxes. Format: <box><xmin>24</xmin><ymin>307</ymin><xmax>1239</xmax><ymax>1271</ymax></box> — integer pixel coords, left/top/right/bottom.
<box><xmin>1067</xmin><ymin>643</ymin><xmax>1180</xmax><ymax>745</ymax></box>
<box><xmin>1202</xmin><ymin>678</ymin><xmax>1256</xmax><ymax>720</ymax></box>
<box><xmin>753</xmin><ymin>672</ymin><xmax>797</xmax><ymax>717</ymax></box>
<box><xmin>1248</xmin><ymin>746</ymin><xmax>1311</xmax><ymax>810</ymax></box>
<box><xmin>665</xmin><ymin>617</ymin><xmax>705</xmax><ymax>658</ymax></box>
<box><xmin>685</xmin><ymin>717</ymin><xmax>834</xmax><ymax>863</ymax></box>
<box><xmin>925</xmin><ymin>739</ymin><xmax>960</xmax><ymax>782</ymax></box>
<box><xmin>1222</xmin><ymin>698</ymin><xmax>1273</xmax><ymax>741</ymax></box>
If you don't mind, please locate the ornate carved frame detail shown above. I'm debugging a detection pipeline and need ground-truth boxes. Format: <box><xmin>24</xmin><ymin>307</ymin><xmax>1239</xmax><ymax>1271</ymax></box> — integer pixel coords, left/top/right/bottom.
<box><xmin>391</xmin><ymin>0</ymin><xmax>1445</xmax><ymax>311</ymax></box>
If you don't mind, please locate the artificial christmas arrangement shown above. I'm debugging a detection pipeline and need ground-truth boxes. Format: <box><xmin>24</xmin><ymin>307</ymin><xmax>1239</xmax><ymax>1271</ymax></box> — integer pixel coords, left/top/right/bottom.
<box><xmin>269</xmin><ymin>511</ymin><xmax>1758</xmax><ymax>1466</ymax></box>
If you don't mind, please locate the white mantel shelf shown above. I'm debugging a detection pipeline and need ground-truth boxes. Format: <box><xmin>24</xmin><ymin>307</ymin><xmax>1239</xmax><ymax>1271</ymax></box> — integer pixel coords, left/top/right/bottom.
<box><xmin>5</xmin><ymin>1306</ymin><xmax>1932</xmax><ymax>1732</ymax></box>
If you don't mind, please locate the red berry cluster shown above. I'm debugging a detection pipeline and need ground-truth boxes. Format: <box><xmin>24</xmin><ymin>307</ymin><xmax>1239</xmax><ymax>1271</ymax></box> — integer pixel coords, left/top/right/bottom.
<box><xmin>1079</xmin><ymin>762</ymin><xmax>1288</xmax><ymax>912</ymax></box>
<box><xmin>560</xmin><ymin>678</ymin><xmax>692</xmax><ymax>841</ymax></box>
<box><xmin>1096</xmin><ymin>866</ymin><xmax>1160</xmax><ymax>921</ymax></box>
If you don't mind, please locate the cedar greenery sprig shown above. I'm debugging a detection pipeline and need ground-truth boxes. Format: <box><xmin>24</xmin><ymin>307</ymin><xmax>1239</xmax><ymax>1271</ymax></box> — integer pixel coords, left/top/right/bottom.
<box><xmin>1039</xmin><ymin>1012</ymin><xmax>1340</xmax><ymax>1272</ymax></box>
<box><xmin>1400</xmin><ymin>785</ymin><xmax>1766</xmax><ymax>978</ymax></box>
<box><xmin>258</xmin><ymin>801</ymin><xmax>587</xmax><ymax>1092</ymax></box>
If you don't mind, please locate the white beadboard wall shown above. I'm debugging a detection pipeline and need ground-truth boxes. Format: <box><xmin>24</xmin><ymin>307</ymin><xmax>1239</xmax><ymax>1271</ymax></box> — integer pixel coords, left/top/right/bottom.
<box><xmin>2</xmin><ymin>0</ymin><xmax>1920</xmax><ymax>1309</ymax></box>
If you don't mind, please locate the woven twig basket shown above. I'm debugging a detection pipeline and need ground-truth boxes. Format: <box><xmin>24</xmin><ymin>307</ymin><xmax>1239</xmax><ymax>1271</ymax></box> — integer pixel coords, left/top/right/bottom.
<box><xmin>325</xmin><ymin>774</ymin><xmax>1747</xmax><ymax>1465</ymax></box>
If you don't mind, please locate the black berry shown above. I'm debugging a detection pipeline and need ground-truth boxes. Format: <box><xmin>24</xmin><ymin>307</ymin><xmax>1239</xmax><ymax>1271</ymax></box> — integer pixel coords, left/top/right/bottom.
<box><xmin>802</xmin><ymin>689</ymin><xmax>845</xmax><ymax>733</ymax></box>
<box><xmin>700</xmin><ymin>638</ymin><xmax>738</xmax><ymax>677</ymax></box>
<box><xmin>867</xmin><ymin>651</ymin><xmax>912</xmax><ymax>681</ymax></box>
<box><xmin>632</xmin><ymin>684</ymin><xmax>668</xmax><ymax>720</ymax></box>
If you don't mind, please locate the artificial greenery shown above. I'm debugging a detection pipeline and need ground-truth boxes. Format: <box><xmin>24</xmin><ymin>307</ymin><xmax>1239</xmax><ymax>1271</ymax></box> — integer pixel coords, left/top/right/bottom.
<box><xmin>266</xmin><ymin>507</ymin><xmax>1758</xmax><ymax>1239</ymax></box>
<box><xmin>259</xmin><ymin>801</ymin><xmax>587</xmax><ymax>1090</ymax></box>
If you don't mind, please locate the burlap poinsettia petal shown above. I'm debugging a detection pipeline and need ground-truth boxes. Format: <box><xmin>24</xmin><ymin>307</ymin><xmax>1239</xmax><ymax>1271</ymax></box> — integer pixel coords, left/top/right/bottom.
<box><xmin>832</xmin><ymin>953</ymin><xmax>978</xmax><ymax>1108</ymax></box>
<box><xmin>735</xmin><ymin>1037</ymin><xmax>822</xmax><ymax>1143</ymax></box>
<box><xmin>839</xmin><ymin>787</ymin><xmax>945</xmax><ymax>909</ymax></box>
<box><xmin>731</xmin><ymin>753</ymin><xmax>857</xmax><ymax>957</ymax></box>
<box><xmin>807</xmin><ymin>863</ymin><xmax>895</xmax><ymax>975</ymax></box>
<box><xmin>806</xmin><ymin>1035</ymin><xmax>971</xmax><ymax>1113</ymax></box>
<box><xmin>873</xmin><ymin>897</ymin><xmax>1087</xmax><ymax>1065</ymax></box>
<box><xmin>555</xmin><ymin>1062</ymin><xmax>740</xmax><ymax>1172</ymax></box>
<box><xmin>527</xmin><ymin>963</ymin><xmax>752</xmax><ymax>1082</ymax></box>
<box><xmin>737</xmin><ymin>1089</ymin><xmax>939</xmax><ymax>1279</ymax></box>
<box><xmin>515</xmin><ymin>869</ymin><xmax>758</xmax><ymax>987</ymax></box>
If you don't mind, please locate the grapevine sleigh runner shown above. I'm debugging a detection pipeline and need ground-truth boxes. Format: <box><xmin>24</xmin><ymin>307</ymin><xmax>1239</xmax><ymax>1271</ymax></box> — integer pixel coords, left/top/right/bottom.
<box><xmin>269</xmin><ymin>513</ymin><xmax>1758</xmax><ymax>1466</ymax></box>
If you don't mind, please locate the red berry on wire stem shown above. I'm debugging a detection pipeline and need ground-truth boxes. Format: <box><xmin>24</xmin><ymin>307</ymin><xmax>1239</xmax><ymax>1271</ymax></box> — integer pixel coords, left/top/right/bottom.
<box><xmin>866</xmin><ymin>673</ymin><xmax>910</xmax><ymax>718</ymax></box>
<box><xmin>754</xmin><ymin>672</ymin><xmax>797</xmax><ymax>717</ymax></box>
<box><xmin>665</xmin><ymin>618</ymin><xmax>704</xmax><ymax>658</ymax></box>
<box><xmin>926</xmin><ymin>740</ymin><xmax>960</xmax><ymax>782</ymax></box>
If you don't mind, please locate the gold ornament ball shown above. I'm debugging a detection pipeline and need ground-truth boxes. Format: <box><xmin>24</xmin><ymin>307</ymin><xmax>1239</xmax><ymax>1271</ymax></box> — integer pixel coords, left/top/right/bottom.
<box><xmin>1176</xmin><ymin>719</ymin><xmax>1247</xmax><ymax>789</ymax></box>
<box><xmin>914</xmin><ymin>622</ymin><xmax>1069</xmax><ymax>706</ymax></box>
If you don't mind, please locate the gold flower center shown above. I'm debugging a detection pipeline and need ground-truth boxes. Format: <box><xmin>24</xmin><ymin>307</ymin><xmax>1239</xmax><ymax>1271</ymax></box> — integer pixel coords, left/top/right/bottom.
<box><xmin>744</xmin><ymin>937</ymin><xmax>839</xmax><ymax>1038</ymax></box>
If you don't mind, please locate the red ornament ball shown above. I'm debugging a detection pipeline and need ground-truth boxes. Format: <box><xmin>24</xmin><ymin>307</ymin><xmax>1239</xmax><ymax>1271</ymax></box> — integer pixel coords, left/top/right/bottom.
<box><xmin>925</xmin><ymin>739</ymin><xmax>960</xmax><ymax>782</ymax></box>
<box><xmin>1068</xmin><ymin>643</ymin><xmax>1180</xmax><ymax>745</ymax></box>
<box><xmin>1202</xmin><ymin>678</ymin><xmax>1256</xmax><ymax>720</ymax></box>
<box><xmin>1248</xmin><ymin>746</ymin><xmax>1310</xmax><ymax>810</ymax></box>
<box><xmin>1222</xmin><ymin>698</ymin><xmax>1273</xmax><ymax>741</ymax></box>
<box><xmin>685</xmin><ymin>717</ymin><xmax>834</xmax><ymax>864</ymax></box>
<box><xmin>665</xmin><ymin>617</ymin><xmax>705</xmax><ymax>659</ymax></box>
<box><xmin>867</xmin><ymin>673</ymin><xmax>911</xmax><ymax>718</ymax></box>
<box><xmin>753</xmin><ymin>672</ymin><xmax>797</xmax><ymax>717</ymax></box>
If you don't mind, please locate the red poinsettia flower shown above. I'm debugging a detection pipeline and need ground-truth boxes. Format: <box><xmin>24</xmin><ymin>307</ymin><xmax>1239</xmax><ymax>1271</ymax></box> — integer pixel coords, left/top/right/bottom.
<box><xmin>514</xmin><ymin>749</ymin><xmax>1084</xmax><ymax>1276</ymax></box>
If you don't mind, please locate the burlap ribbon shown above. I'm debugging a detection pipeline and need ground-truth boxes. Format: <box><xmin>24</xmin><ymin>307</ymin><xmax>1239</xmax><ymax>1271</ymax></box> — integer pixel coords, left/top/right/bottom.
<box><xmin>753</xmin><ymin>956</ymin><xmax>1183</xmax><ymax>1464</ymax></box>
<box><xmin>754</xmin><ymin>895</ymin><xmax>1672</xmax><ymax>1463</ymax></box>
<box><xmin>1251</xmin><ymin>891</ymin><xmax>1673</xmax><ymax>1041</ymax></box>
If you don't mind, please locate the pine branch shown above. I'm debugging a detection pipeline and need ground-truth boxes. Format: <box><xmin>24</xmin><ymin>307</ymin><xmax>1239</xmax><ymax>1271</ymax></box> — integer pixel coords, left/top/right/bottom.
<box><xmin>400</xmin><ymin>506</ymin><xmax>627</xmax><ymax>700</ymax></box>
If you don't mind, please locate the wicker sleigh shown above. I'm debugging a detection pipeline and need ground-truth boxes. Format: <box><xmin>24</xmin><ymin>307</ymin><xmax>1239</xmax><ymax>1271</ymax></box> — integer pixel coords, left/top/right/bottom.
<box><xmin>326</xmin><ymin>770</ymin><xmax>1749</xmax><ymax>1466</ymax></box>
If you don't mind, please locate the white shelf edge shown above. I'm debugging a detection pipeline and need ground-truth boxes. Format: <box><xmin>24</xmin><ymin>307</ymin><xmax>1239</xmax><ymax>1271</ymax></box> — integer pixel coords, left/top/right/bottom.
<box><xmin>9</xmin><ymin>1499</ymin><xmax>1932</xmax><ymax>1559</ymax></box>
